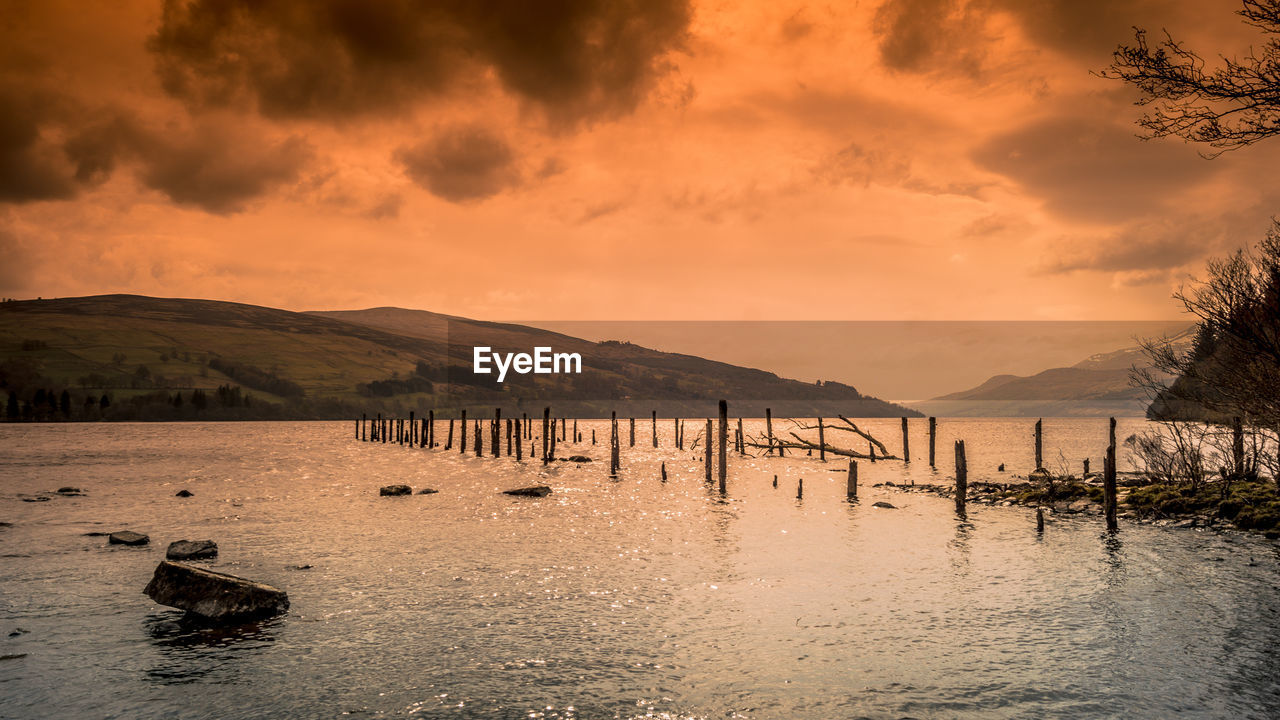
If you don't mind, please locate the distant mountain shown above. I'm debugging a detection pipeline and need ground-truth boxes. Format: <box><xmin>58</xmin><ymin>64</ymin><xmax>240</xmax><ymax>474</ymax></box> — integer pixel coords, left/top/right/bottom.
<box><xmin>0</xmin><ymin>295</ymin><xmax>916</xmax><ymax>421</ymax></box>
<box><xmin>912</xmin><ymin>326</ymin><xmax>1194</xmax><ymax>417</ymax></box>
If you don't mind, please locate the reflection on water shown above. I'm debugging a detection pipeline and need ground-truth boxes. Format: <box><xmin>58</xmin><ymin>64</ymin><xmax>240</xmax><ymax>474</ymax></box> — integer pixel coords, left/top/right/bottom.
<box><xmin>1</xmin><ymin>419</ymin><xmax>1280</xmax><ymax>718</ymax></box>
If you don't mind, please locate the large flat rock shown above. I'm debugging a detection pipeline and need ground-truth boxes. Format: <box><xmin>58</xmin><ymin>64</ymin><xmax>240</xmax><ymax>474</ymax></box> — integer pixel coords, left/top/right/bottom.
<box><xmin>143</xmin><ymin>561</ymin><xmax>289</xmax><ymax>621</ymax></box>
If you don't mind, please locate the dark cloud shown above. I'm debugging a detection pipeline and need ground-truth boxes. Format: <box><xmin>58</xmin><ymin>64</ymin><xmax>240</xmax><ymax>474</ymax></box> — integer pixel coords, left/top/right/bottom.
<box><xmin>148</xmin><ymin>0</ymin><xmax>692</xmax><ymax>125</ymax></box>
<box><xmin>780</xmin><ymin>9</ymin><xmax>814</xmax><ymax>41</ymax></box>
<box><xmin>135</xmin><ymin>124</ymin><xmax>314</xmax><ymax>214</ymax></box>
<box><xmin>0</xmin><ymin>88</ymin><xmax>78</xmax><ymax>202</ymax></box>
<box><xmin>397</xmin><ymin>125</ymin><xmax>520</xmax><ymax>203</ymax></box>
<box><xmin>972</xmin><ymin>115</ymin><xmax>1216</xmax><ymax>222</ymax></box>
<box><xmin>871</xmin><ymin>0</ymin><xmax>1200</xmax><ymax>75</ymax></box>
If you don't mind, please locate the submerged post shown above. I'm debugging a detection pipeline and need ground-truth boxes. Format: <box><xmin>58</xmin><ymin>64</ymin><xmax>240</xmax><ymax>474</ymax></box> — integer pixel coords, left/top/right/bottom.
<box><xmin>766</xmin><ymin>408</ymin><xmax>774</xmax><ymax>455</ymax></box>
<box><xmin>610</xmin><ymin>412</ymin><xmax>619</xmax><ymax>477</ymax></box>
<box><xmin>661</xmin><ymin>461</ymin><xmax>667</xmax><ymax>482</ymax></box>
<box><xmin>428</xmin><ymin>410</ymin><xmax>434</xmax><ymax>447</ymax></box>
<box><xmin>797</xmin><ymin>478</ymin><xmax>803</xmax><ymax>500</ymax></box>
<box><xmin>704</xmin><ymin>419</ymin><xmax>713</xmax><ymax>482</ymax></box>
<box><xmin>460</xmin><ymin>410</ymin><xmax>467</xmax><ymax>454</ymax></box>
<box><xmin>505</xmin><ymin>418</ymin><xmax>512</xmax><ymax>456</ymax></box>
<box><xmin>629</xmin><ymin>417</ymin><xmax>635</xmax><ymax>447</ymax></box>
<box><xmin>474</xmin><ymin>419</ymin><xmax>482</xmax><ymax>457</ymax></box>
<box><xmin>410</xmin><ymin>411</ymin><xmax>415</xmax><ymax>445</ymax></box>
<box><xmin>542</xmin><ymin>407</ymin><xmax>550</xmax><ymax>465</ymax></box>
<box><xmin>445</xmin><ymin>418</ymin><xmax>454</xmax><ymax>449</ymax></box>
<box><xmin>954</xmin><ymin>439</ymin><xmax>967</xmax><ymax>515</ymax></box>
<box><xmin>550</xmin><ymin>419</ymin><xmax>558</xmax><ymax>461</ymax></box>
<box><xmin>493</xmin><ymin>409</ymin><xmax>501</xmax><ymax>458</ymax></box>
<box><xmin>652</xmin><ymin>410</ymin><xmax>658</xmax><ymax>448</ymax></box>
<box><xmin>847</xmin><ymin>460</ymin><xmax>858</xmax><ymax>499</ymax></box>
<box><xmin>1034</xmin><ymin>418</ymin><xmax>1043</xmax><ymax>470</ymax></box>
<box><xmin>818</xmin><ymin>417</ymin><xmax>826</xmax><ymax>462</ymax></box>
<box><xmin>515</xmin><ymin>419</ymin><xmax>523</xmax><ymax>460</ymax></box>
<box><xmin>901</xmin><ymin>417</ymin><xmax>909</xmax><ymax>463</ymax></box>
<box><xmin>736</xmin><ymin>418</ymin><xmax>744</xmax><ymax>454</ymax></box>
<box><xmin>1036</xmin><ymin>507</ymin><xmax>1045</xmax><ymax>533</ymax></box>
<box><xmin>717</xmin><ymin>400</ymin><xmax>728</xmax><ymax>493</ymax></box>
<box><xmin>928</xmin><ymin>417</ymin><xmax>936</xmax><ymax>467</ymax></box>
<box><xmin>1105</xmin><ymin>416</ymin><xmax>1118</xmax><ymax>532</ymax></box>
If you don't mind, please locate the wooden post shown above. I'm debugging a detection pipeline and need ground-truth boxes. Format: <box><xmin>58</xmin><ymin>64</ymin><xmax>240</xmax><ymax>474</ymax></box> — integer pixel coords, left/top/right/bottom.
<box><xmin>361</xmin><ymin>413</ymin><xmax>366</xmax><ymax>441</ymax></box>
<box><xmin>1083</xmin><ymin>457</ymin><xmax>1090</xmax><ymax>476</ymax></box>
<box><xmin>550</xmin><ymin>419</ymin><xmax>558</xmax><ymax>461</ymax></box>
<box><xmin>1105</xmin><ymin>416</ymin><xmax>1118</xmax><ymax>531</ymax></box>
<box><xmin>506</xmin><ymin>418</ymin><xmax>512</xmax><ymax>456</ymax></box>
<box><xmin>736</xmin><ymin>418</ymin><xmax>744</xmax><ymax>455</ymax></box>
<box><xmin>901</xmin><ymin>417</ymin><xmax>909</xmax><ymax>463</ymax></box>
<box><xmin>493</xmin><ymin>409</ymin><xmax>501</xmax><ymax>458</ymax></box>
<box><xmin>445</xmin><ymin>418</ymin><xmax>454</xmax><ymax>449</ymax></box>
<box><xmin>560</xmin><ymin>417</ymin><xmax>566</xmax><ymax>442</ymax></box>
<box><xmin>592</xmin><ymin>429</ymin><xmax>596</xmax><ymax>445</ymax></box>
<box><xmin>459</xmin><ymin>410</ymin><xmax>467</xmax><ymax>454</ymax></box>
<box><xmin>869</xmin><ymin>443</ymin><xmax>876</xmax><ymax>463</ymax></box>
<box><xmin>573</xmin><ymin>418</ymin><xmax>578</xmax><ymax>444</ymax></box>
<box><xmin>542</xmin><ymin>407</ymin><xmax>550</xmax><ymax>465</ymax></box>
<box><xmin>474</xmin><ymin>419</ymin><xmax>481</xmax><ymax>457</ymax></box>
<box><xmin>629</xmin><ymin>417</ymin><xmax>635</xmax><ymax>447</ymax></box>
<box><xmin>379</xmin><ymin>413</ymin><xmax>385</xmax><ymax>444</ymax></box>
<box><xmin>610</xmin><ymin>411</ymin><xmax>619</xmax><ymax>477</ymax></box>
<box><xmin>409</xmin><ymin>411</ymin><xmax>415</xmax><ymax>445</ymax></box>
<box><xmin>428</xmin><ymin>410</ymin><xmax>435</xmax><ymax>447</ymax></box>
<box><xmin>928</xmin><ymin>417</ymin><xmax>936</xmax><ymax>467</ymax></box>
<box><xmin>661</xmin><ymin>461</ymin><xmax>667</xmax><ymax>482</ymax></box>
<box><xmin>818</xmin><ymin>417</ymin><xmax>825</xmax><ymax>462</ymax></box>
<box><xmin>1232</xmin><ymin>416</ymin><xmax>1245</xmax><ymax>476</ymax></box>
<box><xmin>704</xmin><ymin>419</ymin><xmax>713</xmax><ymax>482</ymax></box>
<box><xmin>847</xmin><ymin>460</ymin><xmax>857</xmax><ymax>499</ymax></box>
<box><xmin>673</xmin><ymin>418</ymin><xmax>680</xmax><ymax>449</ymax></box>
<box><xmin>1034</xmin><ymin>418</ymin><xmax>1043</xmax><ymax>470</ymax></box>
<box><xmin>1036</xmin><ymin>508</ymin><xmax>1045</xmax><ymax>533</ymax></box>
<box><xmin>797</xmin><ymin>478</ymin><xmax>803</xmax><ymax>499</ymax></box>
<box><xmin>515</xmin><ymin>419</ymin><xmax>523</xmax><ymax>460</ymax></box>
<box><xmin>954</xmin><ymin>440</ymin><xmax>967</xmax><ymax>515</ymax></box>
<box><xmin>652</xmin><ymin>410</ymin><xmax>658</xmax><ymax>448</ymax></box>
<box><xmin>766</xmin><ymin>408</ymin><xmax>774</xmax><ymax>455</ymax></box>
<box><xmin>717</xmin><ymin>400</ymin><xmax>728</xmax><ymax>493</ymax></box>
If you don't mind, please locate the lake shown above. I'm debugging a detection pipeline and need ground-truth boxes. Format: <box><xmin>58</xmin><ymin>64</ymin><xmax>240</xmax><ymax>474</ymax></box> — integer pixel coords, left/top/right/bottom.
<box><xmin>2</xmin><ymin>418</ymin><xmax>1279</xmax><ymax>719</ymax></box>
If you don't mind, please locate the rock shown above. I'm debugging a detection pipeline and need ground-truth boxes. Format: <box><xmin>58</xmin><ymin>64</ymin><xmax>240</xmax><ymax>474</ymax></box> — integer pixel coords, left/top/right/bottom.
<box><xmin>379</xmin><ymin>485</ymin><xmax>412</xmax><ymax>496</ymax></box>
<box><xmin>82</xmin><ymin>531</ymin><xmax>110</xmax><ymax>536</ymax></box>
<box><xmin>175</xmin><ymin>489</ymin><xmax>194</xmax><ymax>497</ymax></box>
<box><xmin>503</xmin><ymin>485</ymin><xmax>551</xmax><ymax>497</ymax></box>
<box><xmin>1028</xmin><ymin>468</ymin><xmax>1052</xmax><ymax>482</ymax></box>
<box><xmin>997</xmin><ymin>463</ymin><xmax>1005</xmax><ymax>472</ymax></box>
<box><xmin>143</xmin><ymin>561</ymin><xmax>289</xmax><ymax>621</ymax></box>
<box><xmin>566</xmin><ymin>455</ymin><xmax>593</xmax><ymax>463</ymax></box>
<box><xmin>0</xmin><ymin>654</ymin><xmax>28</xmax><ymax>661</ymax></box>
<box><xmin>21</xmin><ymin>496</ymin><xmax>50</xmax><ymax>503</ymax></box>
<box><xmin>1265</xmin><ymin>531</ymin><xmax>1280</xmax><ymax>540</ymax></box>
<box><xmin>56</xmin><ymin>487</ymin><xmax>84</xmax><ymax>495</ymax></box>
<box><xmin>417</xmin><ymin>488</ymin><xmax>439</xmax><ymax>495</ymax></box>
<box><xmin>884</xmin><ymin>481</ymin><xmax>896</xmax><ymax>487</ymax></box>
<box><xmin>108</xmin><ymin>530</ymin><xmax>149</xmax><ymax>546</ymax></box>
<box><xmin>166</xmin><ymin>539</ymin><xmax>218</xmax><ymax>561</ymax></box>
<box><xmin>288</xmin><ymin>564</ymin><xmax>313</xmax><ymax>571</ymax></box>
<box><xmin>1067</xmin><ymin>499</ymin><xmax>1094</xmax><ymax>513</ymax></box>
<box><xmin>872</xmin><ymin>501</ymin><xmax>897</xmax><ymax>509</ymax></box>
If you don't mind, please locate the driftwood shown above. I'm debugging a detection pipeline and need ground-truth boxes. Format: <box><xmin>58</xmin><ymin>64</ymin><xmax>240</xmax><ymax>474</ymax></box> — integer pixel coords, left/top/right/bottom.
<box><xmin>743</xmin><ymin>416</ymin><xmax>900</xmax><ymax>461</ymax></box>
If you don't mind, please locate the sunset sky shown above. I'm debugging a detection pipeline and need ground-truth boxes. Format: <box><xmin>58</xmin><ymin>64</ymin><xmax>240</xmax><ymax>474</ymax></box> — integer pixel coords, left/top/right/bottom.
<box><xmin>2</xmin><ymin>0</ymin><xmax>1276</xmax><ymax>321</ymax></box>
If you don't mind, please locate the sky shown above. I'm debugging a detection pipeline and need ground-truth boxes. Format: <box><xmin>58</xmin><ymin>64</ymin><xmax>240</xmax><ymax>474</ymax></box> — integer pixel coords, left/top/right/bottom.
<box><xmin>2</xmin><ymin>0</ymin><xmax>1277</xmax><ymax>321</ymax></box>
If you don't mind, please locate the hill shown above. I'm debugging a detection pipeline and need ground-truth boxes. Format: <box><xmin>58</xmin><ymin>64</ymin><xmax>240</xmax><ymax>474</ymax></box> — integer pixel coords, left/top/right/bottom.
<box><xmin>0</xmin><ymin>295</ymin><xmax>917</xmax><ymax>421</ymax></box>
<box><xmin>911</xmin><ymin>327</ymin><xmax>1194</xmax><ymax>417</ymax></box>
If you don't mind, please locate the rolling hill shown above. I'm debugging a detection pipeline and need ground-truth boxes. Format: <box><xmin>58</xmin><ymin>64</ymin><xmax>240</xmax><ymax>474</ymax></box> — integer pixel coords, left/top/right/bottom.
<box><xmin>911</xmin><ymin>326</ymin><xmax>1194</xmax><ymax>417</ymax></box>
<box><xmin>0</xmin><ymin>295</ymin><xmax>917</xmax><ymax>421</ymax></box>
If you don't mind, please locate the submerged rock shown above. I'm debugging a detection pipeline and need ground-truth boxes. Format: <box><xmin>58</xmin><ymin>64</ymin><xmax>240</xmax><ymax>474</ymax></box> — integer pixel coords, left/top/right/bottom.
<box><xmin>1028</xmin><ymin>468</ymin><xmax>1052</xmax><ymax>482</ymax></box>
<box><xmin>108</xmin><ymin>530</ymin><xmax>149</xmax><ymax>546</ymax></box>
<box><xmin>175</xmin><ymin>489</ymin><xmax>194</xmax><ymax>497</ymax></box>
<box><xmin>566</xmin><ymin>455</ymin><xmax>593</xmax><ymax>463</ymax></box>
<box><xmin>379</xmin><ymin>485</ymin><xmax>412</xmax><ymax>496</ymax></box>
<box><xmin>872</xmin><ymin>501</ymin><xmax>897</xmax><ymax>509</ymax></box>
<box><xmin>144</xmin><ymin>560</ymin><xmax>289</xmax><ymax>621</ymax></box>
<box><xmin>56</xmin><ymin>487</ymin><xmax>84</xmax><ymax>495</ymax></box>
<box><xmin>503</xmin><ymin>485</ymin><xmax>552</xmax><ymax>497</ymax></box>
<box><xmin>417</xmin><ymin>488</ymin><xmax>439</xmax><ymax>494</ymax></box>
<box><xmin>166</xmin><ymin>539</ymin><xmax>218</xmax><ymax>561</ymax></box>
<box><xmin>21</xmin><ymin>496</ymin><xmax>50</xmax><ymax>503</ymax></box>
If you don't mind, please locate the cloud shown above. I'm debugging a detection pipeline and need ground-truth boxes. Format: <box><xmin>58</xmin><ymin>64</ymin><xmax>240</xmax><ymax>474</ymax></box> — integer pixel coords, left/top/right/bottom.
<box><xmin>0</xmin><ymin>88</ymin><xmax>79</xmax><ymax>202</ymax></box>
<box><xmin>972</xmin><ymin>115</ymin><xmax>1216</xmax><ymax>222</ymax></box>
<box><xmin>396</xmin><ymin>125</ymin><xmax>520</xmax><ymax>203</ymax></box>
<box><xmin>148</xmin><ymin>0</ymin><xmax>692</xmax><ymax>125</ymax></box>
<box><xmin>133</xmin><ymin>122</ymin><xmax>314</xmax><ymax>214</ymax></box>
<box><xmin>814</xmin><ymin>141</ymin><xmax>911</xmax><ymax>187</ymax></box>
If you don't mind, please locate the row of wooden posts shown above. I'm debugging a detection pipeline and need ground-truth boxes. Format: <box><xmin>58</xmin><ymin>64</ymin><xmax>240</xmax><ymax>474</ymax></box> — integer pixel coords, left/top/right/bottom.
<box><xmin>354</xmin><ymin>407</ymin><xmax>1127</xmax><ymax>532</ymax></box>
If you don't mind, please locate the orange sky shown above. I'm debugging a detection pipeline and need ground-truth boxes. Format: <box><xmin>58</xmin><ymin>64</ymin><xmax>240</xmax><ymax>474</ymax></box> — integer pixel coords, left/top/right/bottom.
<box><xmin>2</xmin><ymin>0</ymin><xmax>1276</xmax><ymax>320</ymax></box>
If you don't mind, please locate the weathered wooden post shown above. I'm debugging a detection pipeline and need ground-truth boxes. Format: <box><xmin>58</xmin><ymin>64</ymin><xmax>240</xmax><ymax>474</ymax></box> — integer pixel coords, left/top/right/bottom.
<box><xmin>560</xmin><ymin>417</ymin><xmax>566</xmax><ymax>442</ymax></box>
<box><xmin>673</xmin><ymin>418</ymin><xmax>680</xmax><ymax>449</ymax></box>
<box><xmin>652</xmin><ymin>410</ymin><xmax>658</xmax><ymax>447</ymax></box>
<box><xmin>1083</xmin><ymin>457</ymin><xmax>1090</xmax><ymax>476</ymax></box>
<box><xmin>817</xmin><ymin>417</ymin><xmax>826</xmax><ymax>462</ymax></box>
<box><xmin>409</xmin><ymin>411</ymin><xmax>415</xmax><ymax>445</ymax></box>
<box><xmin>869</xmin><ymin>443</ymin><xmax>876</xmax><ymax>463</ymax></box>
<box><xmin>629</xmin><ymin>417</ymin><xmax>635</xmax><ymax>447</ymax></box>
<box><xmin>704</xmin><ymin>419</ymin><xmax>713</xmax><ymax>482</ymax></box>
<box><xmin>954</xmin><ymin>439</ymin><xmax>967</xmax><ymax>515</ymax></box>
<box><xmin>459</xmin><ymin>410</ymin><xmax>467</xmax><ymax>453</ymax></box>
<box><xmin>610</xmin><ymin>411</ymin><xmax>619</xmax><ymax>477</ymax></box>
<box><xmin>661</xmin><ymin>461</ymin><xmax>667</xmax><ymax>482</ymax></box>
<box><xmin>573</xmin><ymin>418</ymin><xmax>578</xmax><ymax>444</ymax></box>
<box><xmin>445</xmin><ymin>418</ymin><xmax>454</xmax><ymax>449</ymax></box>
<box><xmin>1034</xmin><ymin>418</ymin><xmax>1043</xmax><ymax>470</ymax></box>
<box><xmin>542</xmin><ymin>407</ymin><xmax>550</xmax><ymax>465</ymax></box>
<box><xmin>736</xmin><ymin>418</ymin><xmax>744</xmax><ymax>454</ymax></box>
<box><xmin>1232</xmin><ymin>416</ymin><xmax>1245</xmax><ymax>476</ymax></box>
<box><xmin>847</xmin><ymin>460</ymin><xmax>858</xmax><ymax>499</ymax></box>
<box><xmin>592</xmin><ymin>429</ymin><xmax>597</xmax><ymax>445</ymax></box>
<box><xmin>355</xmin><ymin>417</ymin><xmax>360</xmax><ymax>440</ymax></box>
<box><xmin>1036</xmin><ymin>508</ymin><xmax>1045</xmax><ymax>533</ymax></box>
<box><xmin>515</xmin><ymin>419</ymin><xmax>523</xmax><ymax>460</ymax></box>
<box><xmin>550</xmin><ymin>419</ymin><xmax>558</xmax><ymax>461</ymax></box>
<box><xmin>380</xmin><ymin>413</ymin><xmax>386</xmax><ymax>444</ymax></box>
<box><xmin>797</xmin><ymin>478</ymin><xmax>803</xmax><ymax>499</ymax></box>
<box><xmin>474</xmin><ymin>419</ymin><xmax>482</xmax><ymax>457</ymax></box>
<box><xmin>717</xmin><ymin>400</ymin><xmax>728</xmax><ymax>493</ymax></box>
<box><xmin>493</xmin><ymin>409</ymin><xmax>501</xmax><ymax>458</ymax></box>
<box><xmin>1105</xmin><ymin>416</ymin><xmax>1118</xmax><ymax>531</ymax></box>
<box><xmin>928</xmin><ymin>417</ymin><xmax>936</xmax><ymax>467</ymax></box>
<box><xmin>766</xmin><ymin>408</ymin><xmax>774</xmax><ymax>455</ymax></box>
<box><xmin>505</xmin><ymin>417</ymin><xmax>512</xmax><ymax>456</ymax></box>
<box><xmin>901</xmin><ymin>417</ymin><xmax>909</xmax><ymax>463</ymax></box>
<box><xmin>361</xmin><ymin>413</ymin><xmax>366</xmax><ymax>441</ymax></box>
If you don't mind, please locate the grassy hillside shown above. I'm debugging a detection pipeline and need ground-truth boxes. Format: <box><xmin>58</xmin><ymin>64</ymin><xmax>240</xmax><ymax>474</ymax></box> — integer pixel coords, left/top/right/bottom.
<box><xmin>0</xmin><ymin>295</ymin><xmax>917</xmax><ymax>421</ymax></box>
